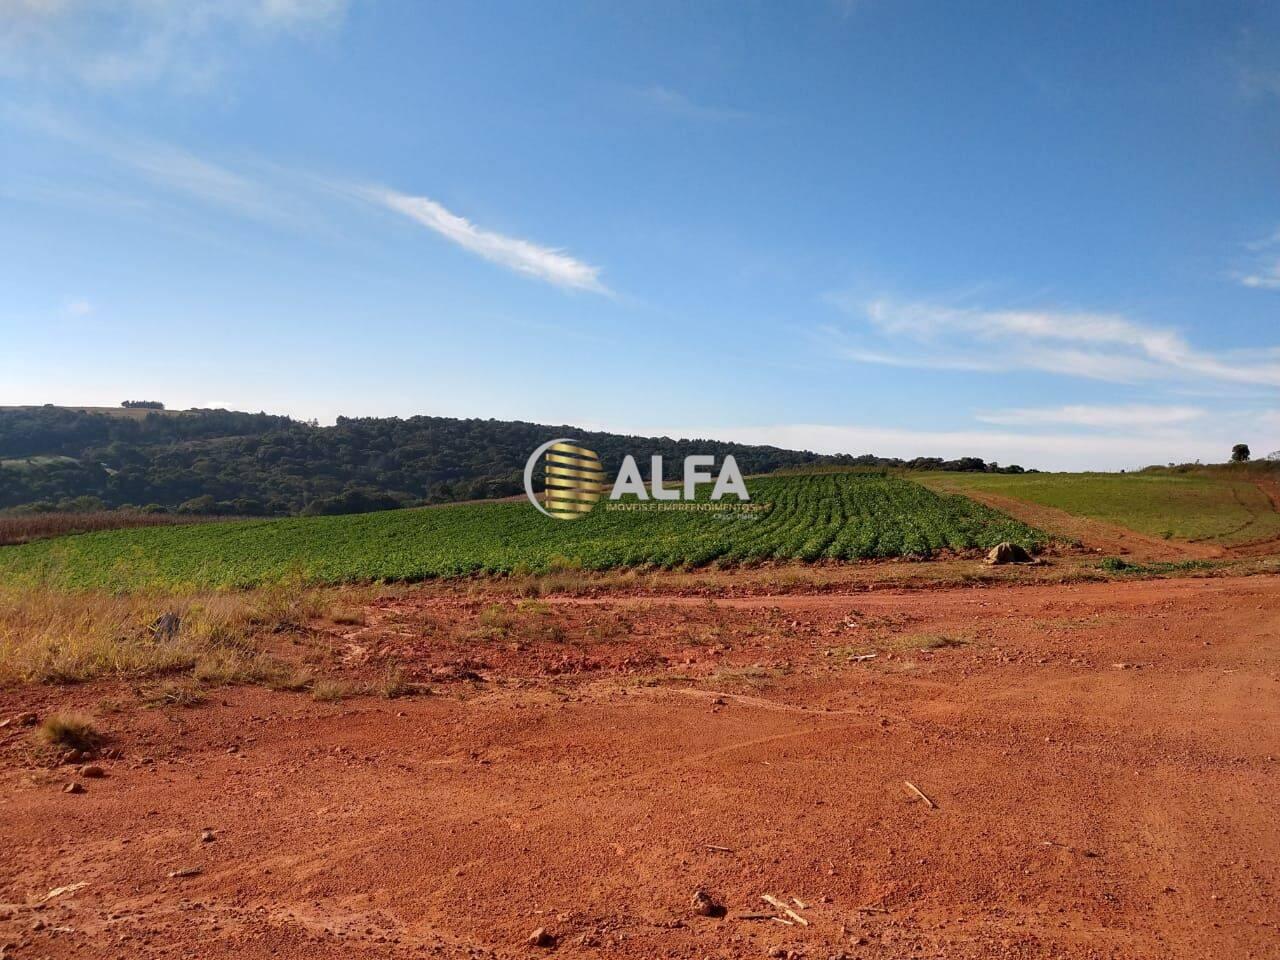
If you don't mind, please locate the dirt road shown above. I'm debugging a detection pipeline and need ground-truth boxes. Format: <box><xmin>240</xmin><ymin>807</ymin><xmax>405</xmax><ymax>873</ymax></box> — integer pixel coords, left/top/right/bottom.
<box><xmin>2</xmin><ymin>575</ymin><xmax>1278</xmax><ymax>958</ymax></box>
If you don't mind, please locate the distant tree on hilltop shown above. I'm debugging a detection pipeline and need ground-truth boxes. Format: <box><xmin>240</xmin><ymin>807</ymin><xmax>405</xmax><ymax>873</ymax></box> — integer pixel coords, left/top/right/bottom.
<box><xmin>122</xmin><ymin>400</ymin><xmax>165</xmax><ymax>410</ymax></box>
<box><xmin>1231</xmin><ymin>443</ymin><xmax>1251</xmax><ymax>463</ymax></box>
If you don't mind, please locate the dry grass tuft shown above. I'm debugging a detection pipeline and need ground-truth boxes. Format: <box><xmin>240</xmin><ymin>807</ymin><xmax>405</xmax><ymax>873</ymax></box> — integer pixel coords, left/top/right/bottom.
<box><xmin>374</xmin><ymin>664</ymin><xmax>413</xmax><ymax>699</ymax></box>
<box><xmin>269</xmin><ymin>668</ymin><xmax>316</xmax><ymax>693</ymax></box>
<box><xmin>706</xmin><ymin>665</ymin><xmax>776</xmax><ymax>689</ymax></box>
<box><xmin>472</xmin><ymin>600</ymin><xmax>565</xmax><ymax>644</ymax></box>
<box><xmin>37</xmin><ymin>712</ymin><xmax>101</xmax><ymax>751</ymax></box>
<box><xmin>0</xmin><ymin>582</ymin><xmax>343</xmax><ymax>688</ymax></box>
<box><xmin>902</xmin><ymin>633</ymin><xmax>968</xmax><ymax>651</ymax></box>
<box><xmin>311</xmin><ymin>679</ymin><xmax>350</xmax><ymax>702</ymax></box>
<box><xmin>140</xmin><ymin>680</ymin><xmax>206</xmax><ymax>708</ymax></box>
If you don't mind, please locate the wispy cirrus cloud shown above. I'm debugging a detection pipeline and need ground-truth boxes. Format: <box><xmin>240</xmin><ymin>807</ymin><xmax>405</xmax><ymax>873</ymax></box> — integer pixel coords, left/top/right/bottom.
<box><xmin>632</xmin><ymin>85</ymin><xmax>752</xmax><ymax>122</ymax></box>
<box><xmin>975</xmin><ymin>404</ymin><xmax>1205</xmax><ymax>429</ymax></box>
<box><xmin>14</xmin><ymin>111</ymin><xmax>611</xmax><ymax>293</ymax></box>
<box><xmin>63</xmin><ymin>297</ymin><xmax>94</xmax><ymax>318</ymax></box>
<box><xmin>1239</xmin><ymin>263</ymin><xmax>1280</xmax><ymax>290</ymax></box>
<box><xmin>827</xmin><ymin>295</ymin><xmax>1280</xmax><ymax>387</ymax></box>
<box><xmin>364</xmin><ymin>187</ymin><xmax>610</xmax><ymax>294</ymax></box>
<box><xmin>0</xmin><ymin>0</ymin><xmax>348</xmax><ymax>90</ymax></box>
<box><xmin>1236</xmin><ymin>228</ymin><xmax>1280</xmax><ymax>289</ymax></box>
<box><xmin>12</xmin><ymin>109</ymin><xmax>295</xmax><ymax>225</ymax></box>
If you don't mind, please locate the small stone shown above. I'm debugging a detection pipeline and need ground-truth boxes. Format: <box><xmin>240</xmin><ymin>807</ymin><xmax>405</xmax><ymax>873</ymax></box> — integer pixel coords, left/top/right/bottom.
<box><xmin>63</xmin><ymin>782</ymin><xmax>85</xmax><ymax>794</ymax></box>
<box><xmin>200</xmin><ymin>830</ymin><xmax>216</xmax><ymax>843</ymax></box>
<box><xmin>80</xmin><ymin>765</ymin><xmax>106</xmax><ymax>779</ymax></box>
<box><xmin>691</xmin><ymin>889</ymin><xmax>725</xmax><ymax>917</ymax></box>
<box><xmin>986</xmin><ymin>541</ymin><xmax>1033</xmax><ymax>565</ymax></box>
<box><xmin>527</xmin><ymin>926</ymin><xmax>554</xmax><ymax>948</ymax></box>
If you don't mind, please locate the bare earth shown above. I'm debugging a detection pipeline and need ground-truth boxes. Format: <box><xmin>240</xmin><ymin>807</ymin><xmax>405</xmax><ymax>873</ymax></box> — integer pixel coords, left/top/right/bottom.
<box><xmin>2</xmin><ymin>571</ymin><xmax>1278</xmax><ymax>959</ymax></box>
<box><xmin>927</xmin><ymin>478</ymin><xmax>1280</xmax><ymax>562</ymax></box>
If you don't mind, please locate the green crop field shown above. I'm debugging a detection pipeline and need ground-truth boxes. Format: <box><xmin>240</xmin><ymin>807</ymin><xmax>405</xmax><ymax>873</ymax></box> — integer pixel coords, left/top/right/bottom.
<box><xmin>919</xmin><ymin>471</ymin><xmax>1280</xmax><ymax>546</ymax></box>
<box><xmin>0</xmin><ymin>473</ymin><xmax>1043</xmax><ymax>591</ymax></box>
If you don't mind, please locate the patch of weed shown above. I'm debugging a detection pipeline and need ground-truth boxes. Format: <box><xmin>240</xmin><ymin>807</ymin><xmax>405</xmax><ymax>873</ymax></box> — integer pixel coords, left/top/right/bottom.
<box><xmin>37</xmin><ymin>712</ymin><xmax>101</xmax><ymax>751</ymax></box>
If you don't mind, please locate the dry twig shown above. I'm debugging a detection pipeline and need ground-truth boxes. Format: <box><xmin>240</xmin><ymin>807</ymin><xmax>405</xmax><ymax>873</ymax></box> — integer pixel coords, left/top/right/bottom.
<box><xmin>903</xmin><ymin>780</ymin><xmax>936</xmax><ymax>809</ymax></box>
<box><xmin>761</xmin><ymin>894</ymin><xmax>809</xmax><ymax>926</ymax></box>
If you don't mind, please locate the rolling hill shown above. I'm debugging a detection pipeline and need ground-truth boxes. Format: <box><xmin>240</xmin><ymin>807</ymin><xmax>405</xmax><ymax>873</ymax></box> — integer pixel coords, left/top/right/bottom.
<box><xmin>0</xmin><ymin>405</ymin><xmax>1025</xmax><ymax>517</ymax></box>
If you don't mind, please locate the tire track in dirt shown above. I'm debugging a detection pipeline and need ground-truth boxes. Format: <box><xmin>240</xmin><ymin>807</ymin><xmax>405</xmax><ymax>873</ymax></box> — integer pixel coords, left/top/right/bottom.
<box><xmin>1221</xmin><ymin>478</ymin><xmax>1280</xmax><ymax>556</ymax></box>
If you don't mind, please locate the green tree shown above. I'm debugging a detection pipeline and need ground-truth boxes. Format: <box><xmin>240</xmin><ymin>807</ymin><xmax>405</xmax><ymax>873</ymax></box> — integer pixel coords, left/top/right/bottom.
<box><xmin>1231</xmin><ymin>444</ymin><xmax>1251</xmax><ymax>463</ymax></box>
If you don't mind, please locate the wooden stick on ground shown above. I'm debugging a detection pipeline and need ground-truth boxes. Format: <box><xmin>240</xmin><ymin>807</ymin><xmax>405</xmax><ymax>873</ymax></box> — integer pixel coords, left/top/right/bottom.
<box><xmin>903</xmin><ymin>780</ymin><xmax>936</xmax><ymax>809</ymax></box>
<box><xmin>761</xmin><ymin>894</ymin><xmax>809</xmax><ymax>926</ymax></box>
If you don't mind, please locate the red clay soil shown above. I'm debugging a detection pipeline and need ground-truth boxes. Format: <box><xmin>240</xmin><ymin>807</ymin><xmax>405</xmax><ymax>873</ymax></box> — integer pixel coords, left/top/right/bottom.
<box><xmin>2</xmin><ymin>575</ymin><xmax>1279</xmax><ymax>959</ymax></box>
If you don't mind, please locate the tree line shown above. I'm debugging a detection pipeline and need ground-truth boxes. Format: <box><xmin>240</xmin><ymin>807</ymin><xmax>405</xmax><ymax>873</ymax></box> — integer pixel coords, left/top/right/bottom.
<box><xmin>0</xmin><ymin>406</ymin><xmax>1029</xmax><ymax>517</ymax></box>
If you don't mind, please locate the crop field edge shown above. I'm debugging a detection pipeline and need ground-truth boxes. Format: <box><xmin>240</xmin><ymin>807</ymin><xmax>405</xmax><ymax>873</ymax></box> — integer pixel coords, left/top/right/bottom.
<box><xmin>0</xmin><ymin>472</ymin><xmax>1047</xmax><ymax>593</ymax></box>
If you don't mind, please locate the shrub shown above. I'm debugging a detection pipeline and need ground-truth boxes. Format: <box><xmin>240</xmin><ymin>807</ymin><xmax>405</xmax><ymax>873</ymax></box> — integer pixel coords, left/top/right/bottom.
<box><xmin>375</xmin><ymin>665</ymin><xmax>413</xmax><ymax>699</ymax></box>
<box><xmin>311</xmin><ymin>680</ymin><xmax>349</xmax><ymax>702</ymax></box>
<box><xmin>37</xmin><ymin>713</ymin><xmax>101</xmax><ymax>751</ymax></box>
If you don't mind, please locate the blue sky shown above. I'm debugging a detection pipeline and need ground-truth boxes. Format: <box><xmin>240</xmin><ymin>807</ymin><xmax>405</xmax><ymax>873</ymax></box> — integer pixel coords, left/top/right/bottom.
<box><xmin>2</xmin><ymin>0</ymin><xmax>1278</xmax><ymax>469</ymax></box>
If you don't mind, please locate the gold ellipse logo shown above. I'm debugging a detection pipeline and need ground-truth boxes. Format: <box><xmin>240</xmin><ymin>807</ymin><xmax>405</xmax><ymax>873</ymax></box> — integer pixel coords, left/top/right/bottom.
<box><xmin>523</xmin><ymin>438</ymin><xmax>606</xmax><ymax>520</ymax></box>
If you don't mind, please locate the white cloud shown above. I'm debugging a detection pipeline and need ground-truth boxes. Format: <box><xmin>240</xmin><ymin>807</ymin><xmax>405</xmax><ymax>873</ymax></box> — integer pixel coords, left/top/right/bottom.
<box><xmin>1235</xmin><ymin>228</ymin><xmax>1280</xmax><ymax>289</ymax></box>
<box><xmin>365</xmin><ymin>186</ymin><xmax>609</xmax><ymax>294</ymax></box>
<box><xmin>63</xmin><ymin>297</ymin><xmax>93</xmax><ymax>317</ymax></box>
<box><xmin>1239</xmin><ymin>266</ymin><xmax>1280</xmax><ymax>289</ymax></box>
<box><xmin>633</xmin><ymin>85</ymin><xmax>751</xmax><ymax>122</ymax></box>
<box><xmin>14</xmin><ymin>110</ymin><xmax>304</xmax><ymax>226</ymax></box>
<box><xmin>831</xmin><ymin>296</ymin><xmax>1280</xmax><ymax>387</ymax></box>
<box><xmin>15</xmin><ymin>113</ymin><xmax>607</xmax><ymax>292</ymax></box>
<box><xmin>113</xmin><ymin>139</ymin><xmax>279</xmax><ymax>220</ymax></box>
<box><xmin>0</xmin><ymin>0</ymin><xmax>349</xmax><ymax>90</ymax></box>
<box><xmin>626</xmin><ymin>421</ymin><xmax>1278</xmax><ymax>472</ymax></box>
<box><xmin>975</xmin><ymin>404</ymin><xmax>1205</xmax><ymax>429</ymax></box>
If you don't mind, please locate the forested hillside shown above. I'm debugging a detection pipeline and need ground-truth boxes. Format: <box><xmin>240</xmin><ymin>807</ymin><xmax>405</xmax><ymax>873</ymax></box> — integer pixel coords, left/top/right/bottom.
<box><xmin>0</xmin><ymin>406</ymin><xmax>1026</xmax><ymax>517</ymax></box>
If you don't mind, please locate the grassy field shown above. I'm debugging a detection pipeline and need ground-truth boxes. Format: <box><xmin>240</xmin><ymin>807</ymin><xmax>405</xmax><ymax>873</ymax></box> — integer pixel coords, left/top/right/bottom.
<box><xmin>919</xmin><ymin>471</ymin><xmax>1280</xmax><ymax>546</ymax></box>
<box><xmin>0</xmin><ymin>473</ymin><xmax>1043</xmax><ymax>591</ymax></box>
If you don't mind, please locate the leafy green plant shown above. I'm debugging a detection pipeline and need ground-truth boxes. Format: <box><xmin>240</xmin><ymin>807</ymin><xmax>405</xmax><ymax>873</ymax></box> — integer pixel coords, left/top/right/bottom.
<box><xmin>0</xmin><ymin>474</ymin><xmax>1046</xmax><ymax>591</ymax></box>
